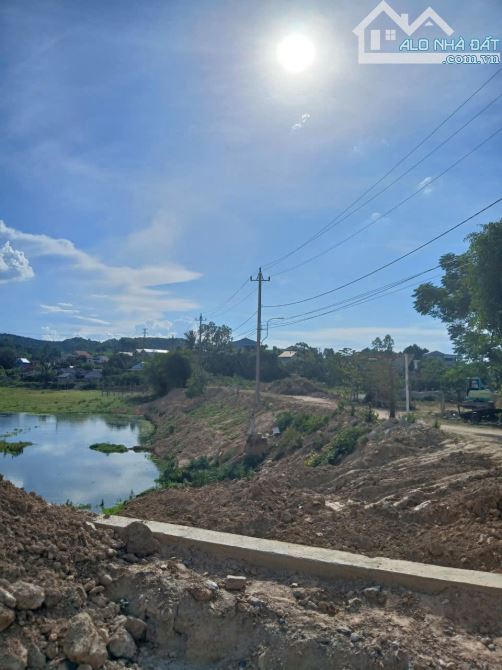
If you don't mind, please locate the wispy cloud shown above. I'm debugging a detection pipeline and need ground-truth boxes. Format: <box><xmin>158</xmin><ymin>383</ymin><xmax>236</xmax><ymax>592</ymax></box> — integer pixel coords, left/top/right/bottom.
<box><xmin>291</xmin><ymin>112</ymin><xmax>311</xmax><ymax>132</ymax></box>
<box><xmin>417</xmin><ymin>176</ymin><xmax>433</xmax><ymax>196</ymax></box>
<box><xmin>0</xmin><ymin>241</ymin><xmax>34</xmax><ymax>284</ymax></box>
<box><xmin>0</xmin><ymin>219</ymin><xmax>201</xmax><ymax>325</ymax></box>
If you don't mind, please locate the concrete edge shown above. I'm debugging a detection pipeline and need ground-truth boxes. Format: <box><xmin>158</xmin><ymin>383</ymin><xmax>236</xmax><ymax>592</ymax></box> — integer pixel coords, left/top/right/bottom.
<box><xmin>96</xmin><ymin>515</ymin><xmax>502</xmax><ymax>597</ymax></box>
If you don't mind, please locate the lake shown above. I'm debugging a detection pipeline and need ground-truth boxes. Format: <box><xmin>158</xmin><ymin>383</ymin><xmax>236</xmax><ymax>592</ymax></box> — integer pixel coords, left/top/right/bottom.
<box><xmin>0</xmin><ymin>413</ymin><xmax>159</xmax><ymax>509</ymax></box>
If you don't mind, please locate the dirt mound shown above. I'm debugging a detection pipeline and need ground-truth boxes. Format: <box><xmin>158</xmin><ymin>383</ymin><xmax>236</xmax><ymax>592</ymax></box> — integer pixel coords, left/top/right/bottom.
<box><xmin>1</xmin><ymin>475</ymin><xmax>502</xmax><ymax>668</ymax></box>
<box><xmin>267</xmin><ymin>376</ymin><xmax>331</xmax><ymax>397</ymax></box>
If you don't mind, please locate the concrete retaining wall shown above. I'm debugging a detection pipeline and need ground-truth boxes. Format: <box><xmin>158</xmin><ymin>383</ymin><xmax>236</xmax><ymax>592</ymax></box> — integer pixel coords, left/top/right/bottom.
<box><xmin>96</xmin><ymin>515</ymin><xmax>502</xmax><ymax>601</ymax></box>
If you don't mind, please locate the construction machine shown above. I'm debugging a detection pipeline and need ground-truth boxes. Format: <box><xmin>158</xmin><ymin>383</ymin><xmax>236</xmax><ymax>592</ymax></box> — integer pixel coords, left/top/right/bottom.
<box><xmin>458</xmin><ymin>377</ymin><xmax>499</xmax><ymax>422</ymax></box>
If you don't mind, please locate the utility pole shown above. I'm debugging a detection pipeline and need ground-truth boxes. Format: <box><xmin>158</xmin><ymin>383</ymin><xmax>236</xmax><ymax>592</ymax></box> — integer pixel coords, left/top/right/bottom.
<box><xmin>197</xmin><ymin>314</ymin><xmax>205</xmax><ymax>361</ymax></box>
<box><xmin>249</xmin><ymin>268</ymin><xmax>270</xmax><ymax>434</ymax></box>
<box><xmin>142</xmin><ymin>327</ymin><xmax>147</xmax><ymax>352</ymax></box>
<box><xmin>404</xmin><ymin>353</ymin><xmax>411</xmax><ymax>413</ymax></box>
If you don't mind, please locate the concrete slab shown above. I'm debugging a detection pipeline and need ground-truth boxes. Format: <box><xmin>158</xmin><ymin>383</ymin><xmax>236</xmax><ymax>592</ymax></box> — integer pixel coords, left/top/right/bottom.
<box><xmin>97</xmin><ymin>515</ymin><xmax>502</xmax><ymax>598</ymax></box>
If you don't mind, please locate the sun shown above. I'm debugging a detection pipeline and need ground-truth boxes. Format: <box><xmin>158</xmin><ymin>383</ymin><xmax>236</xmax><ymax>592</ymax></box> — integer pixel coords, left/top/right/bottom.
<box><xmin>276</xmin><ymin>33</ymin><xmax>316</xmax><ymax>73</ymax></box>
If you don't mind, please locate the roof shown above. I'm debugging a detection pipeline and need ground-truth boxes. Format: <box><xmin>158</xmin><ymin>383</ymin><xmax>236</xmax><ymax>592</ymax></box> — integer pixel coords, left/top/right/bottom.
<box><xmin>136</xmin><ymin>348</ymin><xmax>169</xmax><ymax>355</ymax></box>
<box><xmin>424</xmin><ymin>351</ymin><xmax>457</xmax><ymax>358</ymax></box>
<box><xmin>232</xmin><ymin>338</ymin><xmax>256</xmax><ymax>349</ymax></box>
<box><xmin>16</xmin><ymin>358</ymin><xmax>31</xmax><ymax>364</ymax></box>
<box><xmin>74</xmin><ymin>350</ymin><xmax>92</xmax><ymax>357</ymax></box>
<box><xmin>353</xmin><ymin>1</ymin><xmax>453</xmax><ymax>37</ymax></box>
<box><xmin>278</xmin><ymin>351</ymin><xmax>297</xmax><ymax>359</ymax></box>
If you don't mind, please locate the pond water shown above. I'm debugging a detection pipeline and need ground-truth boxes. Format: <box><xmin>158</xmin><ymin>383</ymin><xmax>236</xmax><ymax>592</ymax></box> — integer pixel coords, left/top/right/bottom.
<box><xmin>0</xmin><ymin>413</ymin><xmax>159</xmax><ymax>509</ymax></box>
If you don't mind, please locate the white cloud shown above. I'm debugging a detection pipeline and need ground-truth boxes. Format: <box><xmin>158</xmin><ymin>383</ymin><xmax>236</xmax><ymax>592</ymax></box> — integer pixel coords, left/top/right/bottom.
<box><xmin>40</xmin><ymin>303</ymin><xmax>78</xmax><ymax>314</ymax></box>
<box><xmin>0</xmin><ymin>219</ymin><xmax>201</xmax><ymax>323</ymax></box>
<box><xmin>0</xmin><ymin>241</ymin><xmax>34</xmax><ymax>284</ymax></box>
<box><xmin>291</xmin><ymin>112</ymin><xmax>311</xmax><ymax>132</ymax></box>
<box><xmin>417</xmin><ymin>176</ymin><xmax>433</xmax><ymax>196</ymax></box>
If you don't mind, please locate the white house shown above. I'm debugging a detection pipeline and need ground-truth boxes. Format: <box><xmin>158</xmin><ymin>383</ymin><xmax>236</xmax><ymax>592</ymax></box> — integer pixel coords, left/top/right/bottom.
<box><xmin>353</xmin><ymin>1</ymin><xmax>453</xmax><ymax>64</ymax></box>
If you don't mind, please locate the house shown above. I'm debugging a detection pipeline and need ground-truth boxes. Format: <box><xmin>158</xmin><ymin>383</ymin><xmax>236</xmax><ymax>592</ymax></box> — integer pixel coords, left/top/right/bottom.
<box><xmin>130</xmin><ymin>362</ymin><xmax>145</xmax><ymax>371</ymax></box>
<box><xmin>84</xmin><ymin>370</ymin><xmax>103</xmax><ymax>381</ymax></box>
<box><xmin>231</xmin><ymin>338</ymin><xmax>256</xmax><ymax>351</ymax></box>
<box><xmin>353</xmin><ymin>1</ymin><xmax>453</xmax><ymax>64</ymax></box>
<box><xmin>15</xmin><ymin>357</ymin><xmax>31</xmax><ymax>367</ymax></box>
<box><xmin>136</xmin><ymin>348</ymin><xmax>169</xmax><ymax>356</ymax></box>
<box><xmin>423</xmin><ymin>351</ymin><xmax>457</xmax><ymax>366</ymax></box>
<box><xmin>94</xmin><ymin>355</ymin><xmax>109</xmax><ymax>365</ymax></box>
<box><xmin>278</xmin><ymin>350</ymin><xmax>297</xmax><ymax>363</ymax></box>
<box><xmin>74</xmin><ymin>350</ymin><xmax>93</xmax><ymax>360</ymax></box>
<box><xmin>118</xmin><ymin>351</ymin><xmax>134</xmax><ymax>357</ymax></box>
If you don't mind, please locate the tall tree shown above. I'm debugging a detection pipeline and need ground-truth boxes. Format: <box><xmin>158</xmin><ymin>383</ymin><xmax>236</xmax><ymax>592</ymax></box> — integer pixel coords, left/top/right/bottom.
<box><xmin>414</xmin><ymin>219</ymin><xmax>502</xmax><ymax>382</ymax></box>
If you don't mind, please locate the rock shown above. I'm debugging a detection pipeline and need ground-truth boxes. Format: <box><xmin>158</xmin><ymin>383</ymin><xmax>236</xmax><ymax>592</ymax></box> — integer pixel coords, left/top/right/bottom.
<box><xmin>11</xmin><ymin>581</ymin><xmax>45</xmax><ymax>610</ymax></box>
<box><xmin>0</xmin><ymin>603</ymin><xmax>15</xmax><ymax>631</ymax></box>
<box><xmin>225</xmin><ymin>575</ymin><xmax>247</xmax><ymax>591</ymax></box>
<box><xmin>337</xmin><ymin>626</ymin><xmax>352</xmax><ymax>636</ymax></box>
<box><xmin>363</xmin><ymin>586</ymin><xmax>387</xmax><ymax>605</ymax></box>
<box><xmin>347</xmin><ymin>597</ymin><xmax>362</xmax><ymax>611</ymax></box>
<box><xmin>125</xmin><ymin>616</ymin><xmax>147</xmax><ymax>642</ymax></box>
<box><xmin>44</xmin><ymin>588</ymin><xmax>63</xmax><ymax>609</ymax></box>
<box><xmin>189</xmin><ymin>585</ymin><xmax>214</xmax><ymax>602</ymax></box>
<box><xmin>350</xmin><ymin>632</ymin><xmax>363</xmax><ymax>643</ymax></box>
<box><xmin>0</xmin><ymin>585</ymin><xmax>17</xmax><ymax>608</ymax></box>
<box><xmin>124</xmin><ymin>521</ymin><xmax>159</xmax><ymax>557</ymax></box>
<box><xmin>99</xmin><ymin>574</ymin><xmax>113</xmax><ymax>587</ymax></box>
<box><xmin>77</xmin><ymin>666</ymin><xmax>93</xmax><ymax>670</ymax></box>
<box><xmin>0</xmin><ymin>638</ymin><xmax>28</xmax><ymax>670</ymax></box>
<box><xmin>27</xmin><ymin>644</ymin><xmax>46</xmax><ymax>670</ymax></box>
<box><xmin>63</xmin><ymin>612</ymin><xmax>108</xmax><ymax>669</ymax></box>
<box><xmin>107</xmin><ymin>628</ymin><xmax>137</xmax><ymax>660</ymax></box>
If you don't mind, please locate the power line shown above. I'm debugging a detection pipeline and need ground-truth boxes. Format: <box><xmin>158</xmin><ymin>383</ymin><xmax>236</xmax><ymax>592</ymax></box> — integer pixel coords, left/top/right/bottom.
<box><xmin>267</xmin><ymin>274</ymin><xmax>443</xmax><ymax>332</ymax></box>
<box><xmin>206</xmin><ymin>278</ymin><xmax>249</xmax><ymax>320</ymax></box>
<box><xmin>273</xmin><ymin>96</ymin><xmax>502</xmax><ymax>277</ymax></box>
<box><xmin>263</xmin><ymin>67</ymin><xmax>502</xmax><ymax>271</ymax></box>
<box><xmin>264</xmin><ymin>196</ymin><xmax>502</xmax><ymax>308</ymax></box>
<box><xmin>269</xmin><ymin>266</ymin><xmax>439</xmax><ymax>321</ymax></box>
<box><xmin>209</xmin><ymin>285</ymin><xmax>255</xmax><ymax>321</ymax></box>
<box><xmin>231</xmin><ymin>311</ymin><xmax>257</xmax><ymax>332</ymax></box>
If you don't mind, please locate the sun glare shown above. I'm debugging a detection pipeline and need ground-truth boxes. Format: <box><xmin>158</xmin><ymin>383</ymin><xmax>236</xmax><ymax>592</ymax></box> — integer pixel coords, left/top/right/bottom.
<box><xmin>277</xmin><ymin>33</ymin><xmax>316</xmax><ymax>73</ymax></box>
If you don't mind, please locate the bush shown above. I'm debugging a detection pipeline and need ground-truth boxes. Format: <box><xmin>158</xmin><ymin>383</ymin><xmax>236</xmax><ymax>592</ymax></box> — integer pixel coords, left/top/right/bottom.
<box><xmin>276</xmin><ymin>410</ymin><xmax>328</xmax><ymax>434</ymax></box>
<box><xmin>185</xmin><ymin>366</ymin><xmax>209</xmax><ymax>398</ymax></box>
<box><xmin>307</xmin><ymin>425</ymin><xmax>370</xmax><ymax>467</ymax></box>
<box><xmin>146</xmin><ymin>352</ymin><xmax>192</xmax><ymax>396</ymax></box>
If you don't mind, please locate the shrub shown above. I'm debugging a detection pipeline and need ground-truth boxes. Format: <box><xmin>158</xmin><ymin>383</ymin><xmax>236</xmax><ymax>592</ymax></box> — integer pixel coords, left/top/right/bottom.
<box><xmin>276</xmin><ymin>411</ymin><xmax>328</xmax><ymax>434</ymax></box>
<box><xmin>402</xmin><ymin>413</ymin><xmax>417</xmax><ymax>424</ymax></box>
<box><xmin>186</xmin><ymin>366</ymin><xmax>209</xmax><ymax>398</ymax></box>
<box><xmin>146</xmin><ymin>352</ymin><xmax>192</xmax><ymax>397</ymax></box>
<box><xmin>307</xmin><ymin>424</ymin><xmax>370</xmax><ymax>467</ymax></box>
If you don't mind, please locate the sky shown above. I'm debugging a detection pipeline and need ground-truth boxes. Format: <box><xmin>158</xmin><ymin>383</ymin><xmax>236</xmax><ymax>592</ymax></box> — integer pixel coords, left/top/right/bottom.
<box><xmin>0</xmin><ymin>0</ymin><xmax>501</xmax><ymax>353</ymax></box>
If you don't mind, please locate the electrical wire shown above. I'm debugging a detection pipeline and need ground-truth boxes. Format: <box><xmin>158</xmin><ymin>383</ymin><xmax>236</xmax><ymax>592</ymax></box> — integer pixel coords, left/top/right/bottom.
<box><xmin>272</xmin><ymin>96</ymin><xmax>502</xmax><ymax>276</ymax></box>
<box><xmin>206</xmin><ymin>278</ymin><xmax>249</xmax><ymax>320</ymax></box>
<box><xmin>264</xmin><ymin>195</ymin><xmax>502</xmax><ymax>308</ymax></box>
<box><xmin>263</xmin><ymin>67</ymin><xmax>502</xmax><ymax>271</ymax></box>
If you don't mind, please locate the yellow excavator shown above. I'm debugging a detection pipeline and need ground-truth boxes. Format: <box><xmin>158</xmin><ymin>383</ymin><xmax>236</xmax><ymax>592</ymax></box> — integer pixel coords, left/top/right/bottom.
<box><xmin>458</xmin><ymin>377</ymin><xmax>499</xmax><ymax>422</ymax></box>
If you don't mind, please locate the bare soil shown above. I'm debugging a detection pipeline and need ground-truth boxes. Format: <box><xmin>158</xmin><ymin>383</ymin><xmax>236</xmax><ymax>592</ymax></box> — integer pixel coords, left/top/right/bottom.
<box><xmin>1</xmin><ymin>475</ymin><xmax>502</xmax><ymax>669</ymax></box>
<box><xmin>128</xmin><ymin>390</ymin><xmax>502</xmax><ymax>573</ymax></box>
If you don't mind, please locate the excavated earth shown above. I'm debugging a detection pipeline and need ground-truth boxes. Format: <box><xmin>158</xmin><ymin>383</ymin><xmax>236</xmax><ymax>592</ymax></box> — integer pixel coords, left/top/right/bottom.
<box><xmin>1</xmin><ymin>476</ymin><xmax>502</xmax><ymax>669</ymax></box>
<box><xmin>127</xmin><ymin>391</ymin><xmax>502</xmax><ymax>574</ymax></box>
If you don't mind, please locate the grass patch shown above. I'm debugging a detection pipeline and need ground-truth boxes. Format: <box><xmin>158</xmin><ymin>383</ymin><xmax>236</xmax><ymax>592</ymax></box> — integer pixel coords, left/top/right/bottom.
<box><xmin>89</xmin><ymin>442</ymin><xmax>129</xmax><ymax>454</ymax></box>
<box><xmin>102</xmin><ymin>500</ymin><xmax>127</xmax><ymax>515</ymax></box>
<box><xmin>156</xmin><ymin>452</ymin><xmax>263</xmax><ymax>489</ymax></box>
<box><xmin>276</xmin><ymin>410</ymin><xmax>329</xmax><ymax>434</ymax></box>
<box><xmin>0</xmin><ymin>439</ymin><xmax>33</xmax><ymax>456</ymax></box>
<box><xmin>0</xmin><ymin>387</ymin><xmax>139</xmax><ymax>415</ymax></box>
<box><xmin>306</xmin><ymin>425</ymin><xmax>371</xmax><ymax>467</ymax></box>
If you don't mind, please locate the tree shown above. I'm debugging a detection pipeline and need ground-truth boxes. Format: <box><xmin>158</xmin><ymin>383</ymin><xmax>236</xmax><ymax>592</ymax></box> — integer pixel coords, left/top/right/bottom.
<box><xmin>0</xmin><ymin>347</ymin><xmax>16</xmax><ymax>370</ymax></box>
<box><xmin>414</xmin><ymin>219</ymin><xmax>502</xmax><ymax>382</ymax></box>
<box><xmin>146</xmin><ymin>352</ymin><xmax>192</xmax><ymax>396</ymax></box>
<box><xmin>184</xmin><ymin>330</ymin><xmax>197</xmax><ymax>350</ymax></box>
<box><xmin>200</xmin><ymin>322</ymin><xmax>232</xmax><ymax>354</ymax></box>
<box><xmin>403</xmin><ymin>344</ymin><xmax>429</xmax><ymax>359</ymax></box>
<box><xmin>371</xmin><ymin>335</ymin><xmax>394</xmax><ymax>353</ymax></box>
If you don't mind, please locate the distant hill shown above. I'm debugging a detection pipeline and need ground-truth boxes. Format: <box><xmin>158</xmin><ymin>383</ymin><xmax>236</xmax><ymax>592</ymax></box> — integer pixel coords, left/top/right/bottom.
<box><xmin>0</xmin><ymin>333</ymin><xmax>186</xmax><ymax>358</ymax></box>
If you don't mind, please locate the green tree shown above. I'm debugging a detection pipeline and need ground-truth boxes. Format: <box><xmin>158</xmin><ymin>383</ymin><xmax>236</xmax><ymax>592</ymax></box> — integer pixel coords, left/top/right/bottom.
<box><xmin>414</xmin><ymin>219</ymin><xmax>502</xmax><ymax>382</ymax></box>
<box><xmin>146</xmin><ymin>351</ymin><xmax>192</xmax><ymax>396</ymax></box>
<box><xmin>184</xmin><ymin>329</ymin><xmax>197</xmax><ymax>350</ymax></box>
<box><xmin>0</xmin><ymin>347</ymin><xmax>16</xmax><ymax>370</ymax></box>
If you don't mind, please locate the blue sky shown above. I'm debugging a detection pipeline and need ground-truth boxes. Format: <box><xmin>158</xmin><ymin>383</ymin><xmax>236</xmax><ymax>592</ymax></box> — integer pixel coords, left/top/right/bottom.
<box><xmin>1</xmin><ymin>0</ymin><xmax>501</xmax><ymax>352</ymax></box>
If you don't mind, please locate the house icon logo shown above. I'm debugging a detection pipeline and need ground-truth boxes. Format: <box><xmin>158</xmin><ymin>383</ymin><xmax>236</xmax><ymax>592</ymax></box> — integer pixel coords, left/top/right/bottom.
<box><xmin>353</xmin><ymin>1</ymin><xmax>454</xmax><ymax>64</ymax></box>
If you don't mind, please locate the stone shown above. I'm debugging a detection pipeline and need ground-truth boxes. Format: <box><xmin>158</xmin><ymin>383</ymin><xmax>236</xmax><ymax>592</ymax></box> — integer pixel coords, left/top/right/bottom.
<box><xmin>77</xmin><ymin>666</ymin><xmax>93</xmax><ymax>670</ymax></box>
<box><xmin>11</xmin><ymin>581</ymin><xmax>45</xmax><ymax>610</ymax></box>
<box><xmin>189</xmin><ymin>585</ymin><xmax>214</xmax><ymax>602</ymax></box>
<box><xmin>0</xmin><ymin>638</ymin><xmax>28</xmax><ymax>670</ymax></box>
<box><xmin>63</xmin><ymin>612</ymin><xmax>108</xmax><ymax>669</ymax></box>
<box><xmin>363</xmin><ymin>586</ymin><xmax>387</xmax><ymax>605</ymax></box>
<box><xmin>124</xmin><ymin>522</ymin><xmax>159</xmax><ymax>557</ymax></box>
<box><xmin>347</xmin><ymin>597</ymin><xmax>362</xmax><ymax>611</ymax></box>
<box><xmin>0</xmin><ymin>585</ymin><xmax>17</xmax><ymax>608</ymax></box>
<box><xmin>350</xmin><ymin>632</ymin><xmax>363</xmax><ymax>643</ymax></box>
<box><xmin>99</xmin><ymin>574</ymin><xmax>113</xmax><ymax>587</ymax></box>
<box><xmin>27</xmin><ymin>644</ymin><xmax>46</xmax><ymax>670</ymax></box>
<box><xmin>125</xmin><ymin>616</ymin><xmax>147</xmax><ymax>642</ymax></box>
<box><xmin>44</xmin><ymin>588</ymin><xmax>63</xmax><ymax>609</ymax></box>
<box><xmin>107</xmin><ymin>627</ymin><xmax>137</xmax><ymax>660</ymax></box>
<box><xmin>0</xmin><ymin>603</ymin><xmax>15</xmax><ymax>631</ymax></box>
<box><xmin>225</xmin><ymin>575</ymin><xmax>247</xmax><ymax>591</ymax></box>
<box><xmin>337</xmin><ymin>626</ymin><xmax>352</xmax><ymax>636</ymax></box>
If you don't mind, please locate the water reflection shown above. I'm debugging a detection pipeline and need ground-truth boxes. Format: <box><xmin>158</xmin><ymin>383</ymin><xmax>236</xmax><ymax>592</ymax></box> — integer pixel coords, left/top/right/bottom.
<box><xmin>0</xmin><ymin>413</ymin><xmax>158</xmax><ymax>509</ymax></box>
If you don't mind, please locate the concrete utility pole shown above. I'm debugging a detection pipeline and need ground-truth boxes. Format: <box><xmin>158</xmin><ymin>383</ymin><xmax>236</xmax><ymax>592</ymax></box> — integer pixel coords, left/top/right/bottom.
<box><xmin>142</xmin><ymin>328</ymin><xmax>147</xmax><ymax>352</ymax></box>
<box><xmin>197</xmin><ymin>314</ymin><xmax>205</xmax><ymax>351</ymax></box>
<box><xmin>404</xmin><ymin>353</ymin><xmax>411</xmax><ymax>413</ymax></box>
<box><xmin>249</xmin><ymin>268</ymin><xmax>270</xmax><ymax>434</ymax></box>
